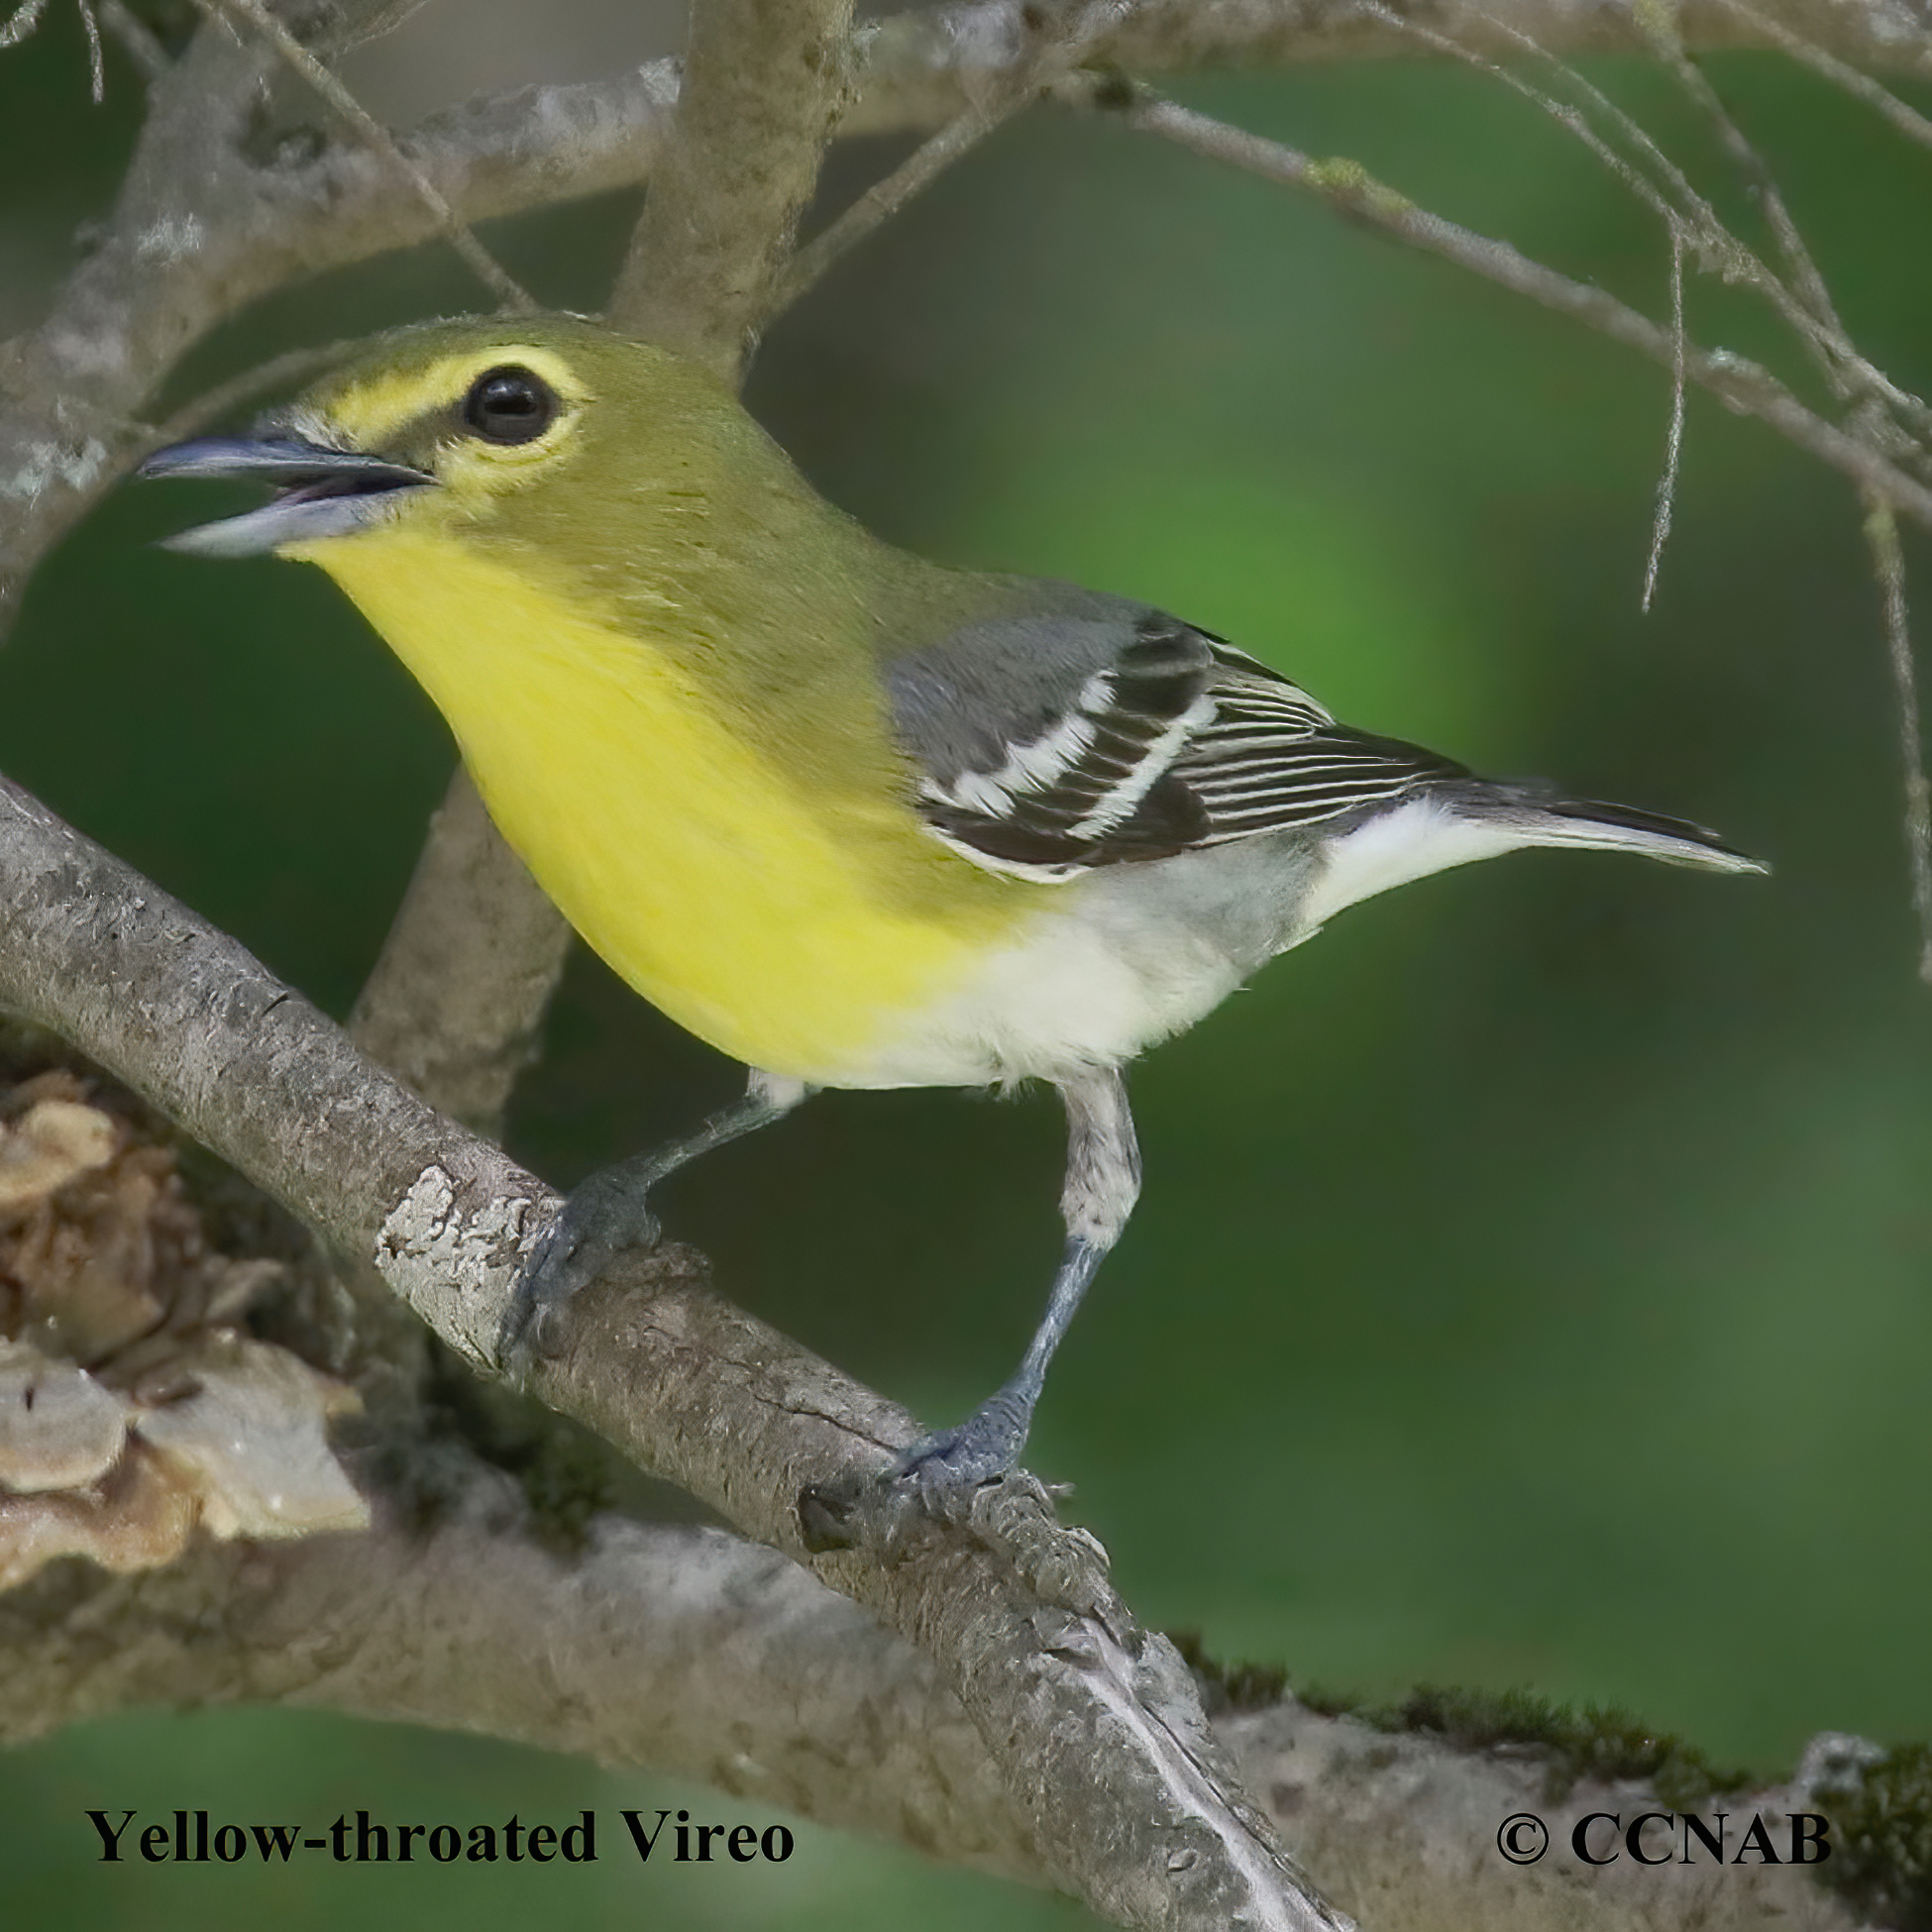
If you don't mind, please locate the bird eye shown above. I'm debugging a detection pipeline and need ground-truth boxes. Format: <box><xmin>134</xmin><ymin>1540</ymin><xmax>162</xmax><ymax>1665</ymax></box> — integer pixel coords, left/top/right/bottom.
<box><xmin>462</xmin><ymin>365</ymin><xmax>559</xmax><ymax>445</ymax></box>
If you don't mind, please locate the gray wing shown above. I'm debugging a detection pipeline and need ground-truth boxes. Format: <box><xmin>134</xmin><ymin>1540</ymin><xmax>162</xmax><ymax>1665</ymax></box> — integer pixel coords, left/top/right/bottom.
<box><xmin>885</xmin><ymin>590</ymin><xmax>1470</xmax><ymax>882</ymax></box>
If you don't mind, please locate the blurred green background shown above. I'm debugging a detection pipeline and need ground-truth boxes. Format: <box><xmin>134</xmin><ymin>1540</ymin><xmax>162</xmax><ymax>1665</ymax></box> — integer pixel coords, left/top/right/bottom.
<box><xmin>5</xmin><ymin>6</ymin><xmax>1932</xmax><ymax>1926</ymax></box>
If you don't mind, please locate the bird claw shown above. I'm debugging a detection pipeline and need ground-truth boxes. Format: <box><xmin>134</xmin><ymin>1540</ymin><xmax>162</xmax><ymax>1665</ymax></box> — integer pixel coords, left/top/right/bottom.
<box><xmin>497</xmin><ymin>1187</ymin><xmax>663</xmax><ymax>1381</ymax></box>
<box><xmin>796</xmin><ymin>1393</ymin><xmax>1042</xmax><ymax>1555</ymax></box>
<box><xmin>889</xmin><ymin>1404</ymin><xmax>1029</xmax><ymax>1509</ymax></box>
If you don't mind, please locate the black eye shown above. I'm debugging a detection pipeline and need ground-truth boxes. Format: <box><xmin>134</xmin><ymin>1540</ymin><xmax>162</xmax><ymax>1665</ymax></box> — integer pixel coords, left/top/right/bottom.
<box><xmin>462</xmin><ymin>365</ymin><xmax>559</xmax><ymax>445</ymax></box>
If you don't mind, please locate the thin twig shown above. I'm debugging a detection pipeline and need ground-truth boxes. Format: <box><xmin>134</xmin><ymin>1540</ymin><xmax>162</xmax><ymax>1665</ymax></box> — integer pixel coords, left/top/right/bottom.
<box><xmin>1634</xmin><ymin>1</ymin><xmax>1843</xmax><ymax>330</ymax></box>
<box><xmin>1355</xmin><ymin>2</ymin><xmax>1708</xmax><ymax>608</ymax></box>
<box><xmin>78</xmin><ymin>0</ymin><xmax>102</xmax><ymax>98</ymax></box>
<box><xmin>202</xmin><ymin>0</ymin><xmax>534</xmax><ymax>311</ymax></box>
<box><xmin>1629</xmin><ymin>0</ymin><xmax>1867</xmax><ymax>449</ymax></box>
<box><xmin>1863</xmin><ymin>497</ymin><xmax>1932</xmax><ymax>983</ymax></box>
<box><xmin>1361</xmin><ymin>0</ymin><xmax>1683</xmax><ymax>231</ymax></box>
<box><xmin>775</xmin><ymin>109</ymin><xmax>1016</xmax><ymax>316</ymax></box>
<box><xmin>1378</xmin><ymin>6</ymin><xmax>1822</xmax><ymax>400</ymax></box>
<box><xmin>1630</xmin><ymin>10</ymin><xmax>1932</xmax><ymax>975</ymax></box>
<box><xmin>1545</xmin><ymin>47</ymin><xmax>1932</xmax><ymax>441</ymax></box>
<box><xmin>1643</xmin><ymin>229</ymin><xmax>1687</xmax><ymax>613</ymax></box>
<box><xmin>1718</xmin><ymin>0</ymin><xmax>1932</xmax><ymax>148</ymax></box>
<box><xmin>771</xmin><ymin>0</ymin><xmax>1133</xmax><ymax>318</ymax></box>
<box><xmin>1369</xmin><ymin>0</ymin><xmax>1932</xmax><ymax>451</ymax></box>
<box><xmin>1568</xmin><ymin>36</ymin><xmax>1932</xmax><ymax>443</ymax></box>
<box><xmin>1596</xmin><ymin>4</ymin><xmax>1931</xmax><ymax>446</ymax></box>
<box><xmin>1087</xmin><ymin>84</ymin><xmax>1932</xmax><ymax>531</ymax></box>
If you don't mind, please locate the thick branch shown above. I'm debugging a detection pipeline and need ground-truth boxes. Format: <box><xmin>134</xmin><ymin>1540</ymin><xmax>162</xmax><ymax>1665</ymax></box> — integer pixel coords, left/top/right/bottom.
<box><xmin>1217</xmin><ymin>1701</ymin><xmax>1868</xmax><ymax>1931</ymax></box>
<box><xmin>608</xmin><ymin>0</ymin><xmax>858</xmax><ymax>370</ymax></box>
<box><xmin>0</xmin><ymin>1450</ymin><xmax>1878</xmax><ymax>1927</ymax></box>
<box><xmin>0</xmin><ymin>770</ymin><xmax>1343</xmax><ymax>1932</ymax></box>
<box><xmin>0</xmin><ymin>1461</ymin><xmax>1033</xmax><ymax>1870</ymax></box>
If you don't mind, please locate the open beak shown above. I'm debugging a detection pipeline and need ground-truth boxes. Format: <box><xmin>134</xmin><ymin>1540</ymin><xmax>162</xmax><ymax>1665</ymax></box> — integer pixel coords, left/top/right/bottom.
<box><xmin>138</xmin><ymin>436</ymin><xmax>436</xmax><ymax>558</ymax></box>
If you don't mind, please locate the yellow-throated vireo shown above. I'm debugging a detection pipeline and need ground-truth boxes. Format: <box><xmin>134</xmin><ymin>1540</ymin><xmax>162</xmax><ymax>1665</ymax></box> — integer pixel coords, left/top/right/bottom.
<box><xmin>142</xmin><ymin>316</ymin><xmax>1762</xmax><ymax>1500</ymax></box>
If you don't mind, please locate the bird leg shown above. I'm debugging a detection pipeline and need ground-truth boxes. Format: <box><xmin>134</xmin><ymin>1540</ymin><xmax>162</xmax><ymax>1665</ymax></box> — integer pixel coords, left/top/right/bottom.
<box><xmin>894</xmin><ymin>1067</ymin><xmax>1140</xmax><ymax>1499</ymax></box>
<box><xmin>501</xmin><ymin>1067</ymin><xmax>809</xmax><ymax>1372</ymax></box>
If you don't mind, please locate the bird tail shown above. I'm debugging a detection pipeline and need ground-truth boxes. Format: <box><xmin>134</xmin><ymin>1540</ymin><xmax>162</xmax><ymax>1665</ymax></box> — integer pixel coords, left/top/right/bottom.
<box><xmin>1488</xmin><ymin>792</ymin><xmax>1766</xmax><ymax>875</ymax></box>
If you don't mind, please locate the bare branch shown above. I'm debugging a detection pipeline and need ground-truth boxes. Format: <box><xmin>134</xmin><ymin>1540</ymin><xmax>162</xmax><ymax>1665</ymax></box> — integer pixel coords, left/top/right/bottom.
<box><xmin>1090</xmin><ymin>84</ymin><xmax>1932</xmax><ymax>531</ymax></box>
<box><xmin>0</xmin><ymin>0</ymin><xmax>54</xmax><ymax>51</ymax></box>
<box><xmin>1631</xmin><ymin>3</ymin><xmax>1855</xmax><ymax>371</ymax></box>
<box><xmin>852</xmin><ymin>0</ymin><xmax>1932</xmax><ymax>128</ymax></box>
<box><xmin>773</xmin><ymin>96</ymin><xmax>1020</xmax><ymax>319</ymax></box>
<box><xmin>0</xmin><ymin>1466</ymin><xmax>1038</xmax><ymax>1871</ymax></box>
<box><xmin>608</xmin><ymin>0</ymin><xmax>859</xmax><ymax>373</ymax></box>
<box><xmin>1219</xmin><ymin>1700</ymin><xmax>1870</xmax><ymax>1931</ymax></box>
<box><xmin>0</xmin><ymin>1445</ymin><xmax>1888</xmax><ymax>1927</ymax></box>
<box><xmin>1358</xmin><ymin>0</ymin><xmax>1932</xmax><ymax>452</ymax></box>
<box><xmin>83</xmin><ymin>0</ymin><xmax>104</xmax><ymax>98</ymax></box>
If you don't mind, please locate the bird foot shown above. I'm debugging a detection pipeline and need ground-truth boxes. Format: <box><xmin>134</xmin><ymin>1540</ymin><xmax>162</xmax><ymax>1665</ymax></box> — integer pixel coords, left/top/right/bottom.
<box><xmin>498</xmin><ymin>1174</ymin><xmax>662</xmax><ymax>1381</ymax></box>
<box><xmin>889</xmin><ymin>1409</ymin><xmax>1030</xmax><ymax>1506</ymax></box>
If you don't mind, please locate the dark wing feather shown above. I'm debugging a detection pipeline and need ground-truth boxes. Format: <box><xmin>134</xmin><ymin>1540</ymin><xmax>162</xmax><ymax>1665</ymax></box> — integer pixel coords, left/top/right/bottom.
<box><xmin>888</xmin><ymin>597</ymin><xmax>1466</xmax><ymax>882</ymax></box>
<box><xmin>1176</xmin><ymin>658</ymin><xmax>1470</xmax><ymax>846</ymax></box>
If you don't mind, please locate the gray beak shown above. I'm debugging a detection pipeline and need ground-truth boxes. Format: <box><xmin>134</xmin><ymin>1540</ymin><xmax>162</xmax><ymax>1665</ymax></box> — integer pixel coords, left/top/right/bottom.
<box><xmin>139</xmin><ymin>436</ymin><xmax>435</xmax><ymax>557</ymax></box>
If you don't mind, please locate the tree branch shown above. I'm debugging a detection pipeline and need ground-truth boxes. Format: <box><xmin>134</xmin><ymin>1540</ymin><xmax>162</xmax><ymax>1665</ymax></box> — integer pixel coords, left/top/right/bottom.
<box><xmin>769</xmin><ymin>0</ymin><xmax>1132</xmax><ymax>321</ymax></box>
<box><xmin>1216</xmin><ymin>1698</ymin><xmax>1871</xmax><ymax>1931</ymax></box>
<box><xmin>0</xmin><ymin>1447</ymin><xmax>1883</xmax><ymax>1927</ymax></box>
<box><xmin>0</xmin><ymin>1462</ymin><xmax>1037</xmax><ymax>1871</ymax></box>
<box><xmin>607</xmin><ymin>0</ymin><xmax>858</xmax><ymax>373</ymax></box>
<box><xmin>1087</xmin><ymin>83</ymin><xmax>1932</xmax><ymax>530</ymax></box>
<box><xmin>206</xmin><ymin>0</ymin><xmax>535</xmax><ymax>309</ymax></box>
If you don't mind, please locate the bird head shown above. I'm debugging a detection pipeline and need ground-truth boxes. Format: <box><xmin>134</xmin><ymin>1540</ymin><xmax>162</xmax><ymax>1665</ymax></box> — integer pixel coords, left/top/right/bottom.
<box><xmin>139</xmin><ymin>315</ymin><xmax>745</xmax><ymax>562</ymax></box>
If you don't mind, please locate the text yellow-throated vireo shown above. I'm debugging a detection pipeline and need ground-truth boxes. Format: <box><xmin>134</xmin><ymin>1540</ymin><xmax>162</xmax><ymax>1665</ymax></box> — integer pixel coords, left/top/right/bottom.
<box><xmin>142</xmin><ymin>315</ymin><xmax>1762</xmax><ymax>1500</ymax></box>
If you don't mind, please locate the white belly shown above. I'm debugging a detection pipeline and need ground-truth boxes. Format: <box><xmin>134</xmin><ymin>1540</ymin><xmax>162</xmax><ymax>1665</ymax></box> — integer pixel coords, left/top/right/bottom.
<box><xmin>845</xmin><ymin>837</ymin><xmax>1327</xmax><ymax>1088</ymax></box>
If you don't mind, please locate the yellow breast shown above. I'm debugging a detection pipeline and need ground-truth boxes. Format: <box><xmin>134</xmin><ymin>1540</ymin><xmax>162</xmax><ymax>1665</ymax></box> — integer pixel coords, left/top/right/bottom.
<box><xmin>299</xmin><ymin>529</ymin><xmax>1022</xmax><ymax>1083</ymax></box>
